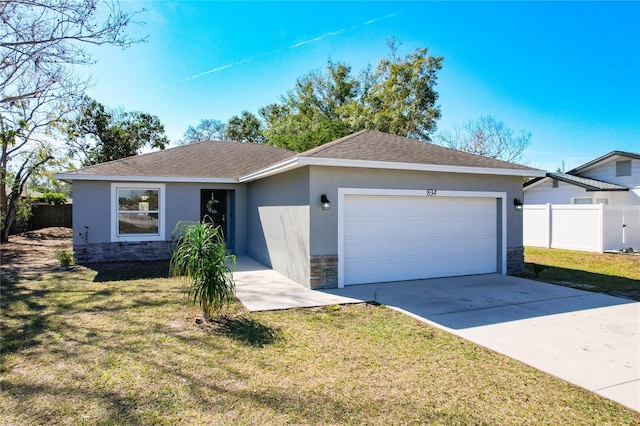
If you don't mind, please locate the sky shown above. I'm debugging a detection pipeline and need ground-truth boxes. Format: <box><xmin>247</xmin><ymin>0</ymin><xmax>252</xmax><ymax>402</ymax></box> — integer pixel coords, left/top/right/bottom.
<box><xmin>81</xmin><ymin>1</ymin><xmax>640</xmax><ymax>172</ymax></box>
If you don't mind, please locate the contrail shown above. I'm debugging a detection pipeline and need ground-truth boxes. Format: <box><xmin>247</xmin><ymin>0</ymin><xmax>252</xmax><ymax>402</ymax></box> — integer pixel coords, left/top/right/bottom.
<box><xmin>289</xmin><ymin>29</ymin><xmax>346</xmax><ymax>48</ymax></box>
<box><xmin>147</xmin><ymin>12</ymin><xmax>398</xmax><ymax>93</ymax></box>
<box><xmin>183</xmin><ymin>58</ymin><xmax>253</xmax><ymax>81</ymax></box>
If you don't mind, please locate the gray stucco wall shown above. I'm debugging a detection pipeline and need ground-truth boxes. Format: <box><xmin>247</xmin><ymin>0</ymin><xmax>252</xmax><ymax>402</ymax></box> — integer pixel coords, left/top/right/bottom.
<box><xmin>71</xmin><ymin>180</ymin><xmax>247</xmax><ymax>262</ymax></box>
<box><xmin>72</xmin><ymin>181</ymin><xmax>111</xmax><ymax>246</ymax></box>
<box><xmin>307</xmin><ymin>166</ymin><xmax>526</xmax><ymax>279</ymax></box>
<box><xmin>309</xmin><ymin>166</ymin><xmax>525</xmax><ymax>255</ymax></box>
<box><xmin>246</xmin><ymin>167</ymin><xmax>311</xmax><ymax>285</ymax></box>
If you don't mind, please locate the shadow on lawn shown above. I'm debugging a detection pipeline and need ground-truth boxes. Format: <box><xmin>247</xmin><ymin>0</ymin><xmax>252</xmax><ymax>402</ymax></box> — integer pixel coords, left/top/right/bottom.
<box><xmin>210</xmin><ymin>315</ymin><xmax>284</xmax><ymax>347</ymax></box>
<box><xmin>88</xmin><ymin>260</ymin><xmax>171</xmax><ymax>282</ymax></box>
<box><xmin>520</xmin><ymin>262</ymin><xmax>640</xmax><ymax>301</ymax></box>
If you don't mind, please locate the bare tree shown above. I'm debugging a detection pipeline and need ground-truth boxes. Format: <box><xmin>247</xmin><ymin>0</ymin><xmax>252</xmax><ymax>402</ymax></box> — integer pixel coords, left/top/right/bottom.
<box><xmin>0</xmin><ymin>0</ymin><xmax>144</xmax><ymax>242</ymax></box>
<box><xmin>179</xmin><ymin>119</ymin><xmax>229</xmax><ymax>144</ymax></box>
<box><xmin>436</xmin><ymin>116</ymin><xmax>531</xmax><ymax>163</ymax></box>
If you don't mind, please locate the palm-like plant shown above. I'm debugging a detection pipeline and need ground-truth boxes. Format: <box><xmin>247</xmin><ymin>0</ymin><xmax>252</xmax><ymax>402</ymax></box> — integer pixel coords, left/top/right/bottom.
<box><xmin>169</xmin><ymin>219</ymin><xmax>236</xmax><ymax>319</ymax></box>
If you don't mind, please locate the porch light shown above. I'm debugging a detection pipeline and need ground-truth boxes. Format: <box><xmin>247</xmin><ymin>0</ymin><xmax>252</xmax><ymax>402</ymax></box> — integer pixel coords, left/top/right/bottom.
<box><xmin>321</xmin><ymin>194</ymin><xmax>331</xmax><ymax>210</ymax></box>
<box><xmin>514</xmin><ymin>198</ymin><xmax>523</xmax><ymax>210</ymax></box>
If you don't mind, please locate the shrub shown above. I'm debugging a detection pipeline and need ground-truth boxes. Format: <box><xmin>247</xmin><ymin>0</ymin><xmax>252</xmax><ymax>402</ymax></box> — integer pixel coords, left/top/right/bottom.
<box><xmin>40</xmin><ymin>192</ymin><xmax>67</xmax><ymax>205</ymax></box>
<box><xmin>169</xmin><ymin>220</ymin><xmax>236</xmax><ymax>319</ymax></box>
<box><xmin>54</xmin><ymin>250</ymin><xmax>75</xmax><ymax>268</ymax></box>
<box><xmin>13</xmin><ymin>199</ymin><xmax>33</xmax><ymax>233</ymax></box>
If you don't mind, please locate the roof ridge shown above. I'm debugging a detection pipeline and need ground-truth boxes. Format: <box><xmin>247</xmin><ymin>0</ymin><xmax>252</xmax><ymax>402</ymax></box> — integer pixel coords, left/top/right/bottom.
<box><xmin>298</xmin><ymin>129</ymin><xmax>370</xmax><ymax>156</ymax></box>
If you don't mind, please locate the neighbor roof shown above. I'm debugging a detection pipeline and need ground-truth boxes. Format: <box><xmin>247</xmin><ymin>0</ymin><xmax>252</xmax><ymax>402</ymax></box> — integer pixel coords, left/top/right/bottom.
<box><xmin>569</xmin><ymin>150</ymin><xmax>640</xmax><ymax>174</ymax></box>
<box><xmin>540</xmin><ymin>172</ymin><xmax>629</xmax><ymax>192</ymax></box>
<box><xmin>523</xmin><ymin>150</ymin><xmax>639</xmax><ymax>191</ymax></box>
<box><xmin>57</xmin><ymin>141</ymin><xmax>295</xmax><ymax>182</ymax></box>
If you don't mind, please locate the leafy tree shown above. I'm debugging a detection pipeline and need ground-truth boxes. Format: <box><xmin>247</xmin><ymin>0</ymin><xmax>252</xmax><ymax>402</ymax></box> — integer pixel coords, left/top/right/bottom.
<box><xmin>226</xmin><ymin>111</ymin><xmax>264</xmax><ymax>143</ymax></box>
<box><xmin>260</xmin><ymin>61</ymin><xmax>356</xmax><ymax>150</ymax></box>
<box><xmin>261</xmin><ymin>41</ymin><xmax>443</xmax><ymax>152</ymax></box>
<box><xmin>66</xmin><ymin>97</ymin><xmax>169</xmax><ymax>165</ymax></box>
<box><xmin>0</xmin><ymin>0</ymin><xmax>142</xmax><ymax>242</ymax></box>
<box><xmin>170</xmin><ymin>219</ymin><xmax>236</xmax><ymax>320</ymax></box>
<box><xmin>435</xmin><ymin>116</ymin><xmax>532</xmax><ymax>163</ymax></box>
<box><xmin>364</xmin><ymin>45</ymin><xmax>443</xmax><ymax>140</ymax></box>
<box><xmin>179</xmin><ymin>119</ymin><xmax>228</xmax><ymax>144</ymax></box>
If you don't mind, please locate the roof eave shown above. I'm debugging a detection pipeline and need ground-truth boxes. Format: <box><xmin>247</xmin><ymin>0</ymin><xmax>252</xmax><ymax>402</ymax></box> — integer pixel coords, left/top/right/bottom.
<box><xmin>238</xmin><ymin>157</ymin><xmax>302</xmax><ymax>182</ymax></box>
<box><xmin>240</xmin><ymin>156</ymin><xmax>546</xmax><ymax>181</ymax></box>
<box><xmin>53</xmin><ymin>173</ymin><xmax>238</xmax><ymax>184</ymax></box>
<box><xmin>585</xmin><ymin>188</ymin><xmax>629</xmax><ymax>192</ymax></box>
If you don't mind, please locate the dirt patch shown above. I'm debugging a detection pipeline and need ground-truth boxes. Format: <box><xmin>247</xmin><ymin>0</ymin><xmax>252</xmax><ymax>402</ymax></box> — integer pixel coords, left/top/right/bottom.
<box><xmin>1</xmin><ymin>227</ymin><xmax>74</xmax><ymax>275</ymax></box>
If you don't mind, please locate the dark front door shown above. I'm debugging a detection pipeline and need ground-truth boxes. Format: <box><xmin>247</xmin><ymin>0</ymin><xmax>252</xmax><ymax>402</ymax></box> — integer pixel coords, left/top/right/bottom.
<box><xmin>201</xmin><ymin>189</ymin><xmax>227</xmax><ymax>240</ymax></box>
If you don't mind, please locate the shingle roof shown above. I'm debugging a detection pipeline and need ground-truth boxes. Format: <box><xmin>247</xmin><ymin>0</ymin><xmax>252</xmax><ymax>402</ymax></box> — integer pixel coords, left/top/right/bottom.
<box><xmin>62</xmin><ymin>141</ymin><xmax>295</xmax><ymax>179</ymax></box>
<box><xmin>569</xmin><ymin>150</ymin><xmax>640</xmax><ymax>174</ymax></box>
<box><xmin>542</xmin><ymin>172</ymin><xmax>628</xmax><ymax>191</ymax></box>
<box><xmin>58</xmin><ymin>130</ymin><xmax>543</xmax><ymax>181</ymax></box>
<box><xmin>298</xmin><ymin>130</ymin><xmax>539</xmax><ymax>171</ymax></box>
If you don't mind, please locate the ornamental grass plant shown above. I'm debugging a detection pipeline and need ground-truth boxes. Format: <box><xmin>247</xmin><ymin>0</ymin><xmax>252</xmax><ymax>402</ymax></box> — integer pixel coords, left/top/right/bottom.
<box><xmin>169</xmin><ymin>219</ymin><xmax>236</xmax><ymax>319</ymax></box>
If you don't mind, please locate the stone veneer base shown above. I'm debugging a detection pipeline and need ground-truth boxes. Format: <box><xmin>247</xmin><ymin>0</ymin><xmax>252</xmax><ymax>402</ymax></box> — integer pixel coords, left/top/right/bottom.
<box><xmin>309</xmin><ymin>255</ymin><xmax>338</xmax><ymax>289</ymax></box>
<box><xmin>506</xmin><ymin>246</ymin><xmax>525</xmax><ymax>275</ymax></box>
<box><xmin>74</xmin><ymin>241</ymin><xmax>172</xmax><ymax>264</ymax></box>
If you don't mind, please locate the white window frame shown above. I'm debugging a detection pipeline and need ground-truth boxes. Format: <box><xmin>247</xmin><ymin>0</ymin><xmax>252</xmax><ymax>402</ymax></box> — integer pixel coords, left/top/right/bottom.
<box><xmin>111</xmin><ymin>183</ymin><xmax>165</xmax><ymax>242</ymax></box>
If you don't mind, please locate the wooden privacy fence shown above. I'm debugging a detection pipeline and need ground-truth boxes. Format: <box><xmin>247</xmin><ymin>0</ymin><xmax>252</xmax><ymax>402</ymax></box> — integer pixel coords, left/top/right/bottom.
<box><xmin>30</xmin><ymin>204</ymin><xmax>72</xmax><ymax>230</ymax></box>
<box><xmin>523</xmin><ymin>204</ymin><xmax>640</xmax><ymax>253</ymax></box>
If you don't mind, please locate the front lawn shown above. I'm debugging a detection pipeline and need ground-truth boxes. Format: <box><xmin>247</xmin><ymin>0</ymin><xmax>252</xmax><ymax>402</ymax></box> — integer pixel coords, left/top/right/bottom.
<box><xmin>522</xmin><ymin>247</ymin><xmax>640</xmax><ymax>300</ymax></box>
<box><xmin>2</xmin><ymin>263</ymin><xmax>638</xmax><ymax>424</ymax></box>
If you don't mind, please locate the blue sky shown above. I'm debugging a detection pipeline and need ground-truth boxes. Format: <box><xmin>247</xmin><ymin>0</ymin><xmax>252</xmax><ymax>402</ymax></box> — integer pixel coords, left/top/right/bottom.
<box><xmin>82</xmin><ymin>1</ymin><xmax>640</xmax><ymax>172</ymax></box>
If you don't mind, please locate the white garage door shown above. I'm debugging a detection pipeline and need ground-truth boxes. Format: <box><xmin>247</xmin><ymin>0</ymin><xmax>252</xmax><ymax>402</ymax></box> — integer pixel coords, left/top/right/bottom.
<box><xmin>343</xmin><ymin>195</ymin><xmax>498</xmax><ymax>285</ymax></box>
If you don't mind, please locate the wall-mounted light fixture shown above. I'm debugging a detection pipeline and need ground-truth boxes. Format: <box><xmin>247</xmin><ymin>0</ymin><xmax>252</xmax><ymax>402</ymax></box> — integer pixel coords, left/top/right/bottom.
<box><xmin>513</xmin><ymin>198</ymin><xmax>523</xmax><ymax>210</ymax></box>
<box><xmin>321</xmin><ymin>194</ymin><xmax>331</xmax><ymax>210</ymax></box>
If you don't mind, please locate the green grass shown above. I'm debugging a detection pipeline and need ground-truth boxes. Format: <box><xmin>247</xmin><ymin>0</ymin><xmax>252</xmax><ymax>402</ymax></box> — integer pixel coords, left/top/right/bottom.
<box><xmin>522</xmin><ymin>247</ymin><xmax>640</xmax><ymax>298</ymax></box>
<box><xmin>2</xmin><ymin>263</ymin><xmax>639</xmax><ymax>425</ymax></box>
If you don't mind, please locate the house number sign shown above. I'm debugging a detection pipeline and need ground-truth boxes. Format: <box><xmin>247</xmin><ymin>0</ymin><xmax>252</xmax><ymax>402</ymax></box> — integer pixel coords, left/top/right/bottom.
<box><xmin>425</xmin><ymin>189</ymin><xmax>438</xmax><ymax>196</ymax></box>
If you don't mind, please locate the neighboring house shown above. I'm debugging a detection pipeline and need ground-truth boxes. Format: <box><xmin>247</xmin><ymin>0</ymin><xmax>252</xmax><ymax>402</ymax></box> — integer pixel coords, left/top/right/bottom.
<box><xmin>523</xmin><ymin>151</ymin><xmax>640</xmax><ymax>205</ymax></box>
<box><xmin>55</xmin><ymin>130</ymin><xmax>544</xmax><ymax>289</ymax></box>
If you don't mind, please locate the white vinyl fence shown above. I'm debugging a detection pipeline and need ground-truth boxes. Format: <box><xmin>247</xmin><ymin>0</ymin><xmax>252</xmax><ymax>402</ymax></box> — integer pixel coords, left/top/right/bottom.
<box><xmin>523</xmin><ymin>204</ymin><xmax>640</xmax><ymax>252</ymax></box>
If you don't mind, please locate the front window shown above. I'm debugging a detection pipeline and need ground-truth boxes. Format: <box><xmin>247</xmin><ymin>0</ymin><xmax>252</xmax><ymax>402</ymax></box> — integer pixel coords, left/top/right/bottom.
<box><xmin>117</xmin><ymin>188</ymin><xmax>159</xmax><ymax>235</ymax></box>
<box><xmin>111</xmin><ymin>183</ymin><xmax>165</xmax><ymax>241</ymax></box>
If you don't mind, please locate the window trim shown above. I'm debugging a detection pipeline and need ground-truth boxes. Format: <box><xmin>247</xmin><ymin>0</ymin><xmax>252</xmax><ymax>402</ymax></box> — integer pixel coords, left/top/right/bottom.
<box><xmin>111</xmin><ymin>183</ymin><xmax>165</xmax><ymax>242</ymax></box>
<box><xmin>572</xmin><ymin>197</ymin><xmax>593</xmax><ymax>205</ymax></box>
<box><xmin>571</xmin><ymin>196</ymin><xmax>609</xmax><ymax>205</ymax></box>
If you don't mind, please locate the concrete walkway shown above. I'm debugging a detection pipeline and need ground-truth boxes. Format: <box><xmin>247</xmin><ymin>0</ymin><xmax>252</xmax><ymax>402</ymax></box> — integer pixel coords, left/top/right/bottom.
<box><xmin>233</xmin><ymin>257</ymin><xmax>640</xmax><ymax>412</ymax></box>
<box><xmin>233</xmin><ymin>256</ymin><xmax>362</xmax><ymax>311</ymax></box>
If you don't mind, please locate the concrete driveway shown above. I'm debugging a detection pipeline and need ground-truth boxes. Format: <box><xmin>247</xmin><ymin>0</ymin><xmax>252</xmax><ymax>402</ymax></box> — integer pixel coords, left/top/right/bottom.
<box><xmin>233</xmin><ymin>257</ymin><xmax>639</xmax><ymax>412</ymax></box>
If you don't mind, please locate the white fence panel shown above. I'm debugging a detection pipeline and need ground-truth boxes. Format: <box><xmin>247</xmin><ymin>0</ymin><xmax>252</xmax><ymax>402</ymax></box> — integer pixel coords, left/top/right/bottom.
<box><xmin>550</xmin><ymin>205</ymin><xmax>602</xmax><ymax>252</ymax></box>
<box><xmin>523</xmin><ymin>204</ymin><xmax>640</xmax><ymax>253</ymax></box>
<box><xmin>522</xmin><ymin>204</ymin><xmax>550</xmax><ymax>248</ymax></box>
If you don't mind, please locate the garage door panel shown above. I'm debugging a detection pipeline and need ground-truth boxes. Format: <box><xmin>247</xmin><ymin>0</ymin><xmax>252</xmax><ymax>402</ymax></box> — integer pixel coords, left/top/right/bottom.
<box><xmin>345</xmin><ymin>234</ymin><xmax>494</xmax><ymax>259</ymax></box>
<box><xmin>343</xmin><ymin>194</ymin><xmax>498</xmax><ymax>285</ymax></box>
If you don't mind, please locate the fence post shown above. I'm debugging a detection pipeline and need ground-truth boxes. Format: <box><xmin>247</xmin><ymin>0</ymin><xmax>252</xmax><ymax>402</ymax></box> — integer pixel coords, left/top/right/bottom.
<box><xmin>597</xmin><ymin>203</ymin><xmax>604</xmax><ymax>253</ymax></box>
<box><xmin>545</xmin><ymin>203</ymin><xmax>552</xmax><ymax>248</ymax></box>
